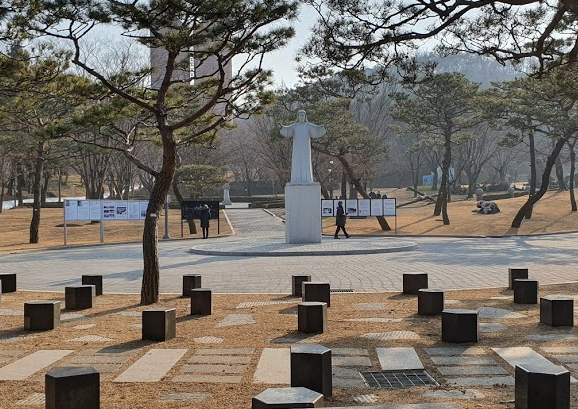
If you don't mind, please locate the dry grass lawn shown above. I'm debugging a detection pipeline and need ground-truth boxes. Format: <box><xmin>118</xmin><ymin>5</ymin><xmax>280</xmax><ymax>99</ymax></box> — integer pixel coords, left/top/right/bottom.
<box><xmin>323</xmin><ymin>190</ymin><xmax>578</xmax><ymax>237</ymax></box>
<box><xmin>0</xmin><ymin>285</ymin><xmax>577</xmax><ymax>408</ymax></box>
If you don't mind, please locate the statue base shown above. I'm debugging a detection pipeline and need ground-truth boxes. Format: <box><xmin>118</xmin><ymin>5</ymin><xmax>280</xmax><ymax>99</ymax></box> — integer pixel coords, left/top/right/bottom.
<box><xmin>285</xmin><ymin>182</ymin><xmax>322</xmax><ymax>244</ymax></box>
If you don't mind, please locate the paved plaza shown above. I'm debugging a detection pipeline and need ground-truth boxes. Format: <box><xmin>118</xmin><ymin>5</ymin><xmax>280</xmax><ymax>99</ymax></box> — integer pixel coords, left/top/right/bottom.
<box><xmin>0</xmin><ymin>208</ymin><xmax>577</xmax><ymax>293</ymax></box>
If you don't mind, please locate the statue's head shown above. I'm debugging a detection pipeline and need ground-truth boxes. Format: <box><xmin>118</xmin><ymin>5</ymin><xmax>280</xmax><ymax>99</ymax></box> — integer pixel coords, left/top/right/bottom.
<box><xmin>297</xmin><ymin>110</ymin><xmax>307</xmax><ymax>123</ymax></box>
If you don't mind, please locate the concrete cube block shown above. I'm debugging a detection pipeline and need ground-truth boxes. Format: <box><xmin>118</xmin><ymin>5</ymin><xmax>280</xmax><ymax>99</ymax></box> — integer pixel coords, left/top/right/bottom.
<box><xmin>0</xmin><ymin>273</ymin><xmax>16</xmax><ymax>293</ymax></box>
<box><xmin>509</xmin><ymin>268</ymin><xmax>529</xmax><ymax>289</ymax></box>
<box><xmin>142</xmin><ymin>308</ymin><xmax>176</xmax><ymax>341</ymax></box>
<box><xmin>540</xmin><ymin>296</ymin><xmax>574</xmax><ymax>327</ymax></box>
<box><xmin>290</xmin><ymin>344</ymin><xmax>332</xmax><ymax>398</ymax></box>
<box><xmin>45</xmin><ymin>366</ymin><xmax>100</xmax><ymax>409</ymax></box>
<box><xmin>292</xmin><ymin>275</ymin><xmax>311</xmax><ymax>297</ymax></box>
<box><xmin>190</xmin><ymin>288</ymin><xmax>212</xmax><ymax>315</ymax></box>
<box><xmin>297</xmin><ymin>302</ymin><xmax>327</xmax><ymax>334</ymax></box>
<box><xmin>515</xmin><ymin>363</ymin><xmax>570</xmax><ymax>409</ymax></box>
<box><xmin>65</xmin><ymin>285</ymin><xmax>95</xmax><ymax>310</ymax></box>
<box><xmin>442</xmin><ymin>309</ymin><xmax>479</xmax><ymax>343</ymax></box>
<box><xmin>182</xmin><ymin>274</ymin><xmax>202</xmax><ymax>297</ymax></box>
<box><xmin>252</xmin><ymin>387</ymin><xmax>324</xmax><ymax>409</ymax></box>
<box><xmin>81</xmin><ymin>275</ymin><xmax>103</xmax><ymax>296</ymax></box>
<box><xmin>418</xmin><ymin>289</ymin><xmax>444</xmax><ymax>315</ymax></box>
<box><xmin>403</xmin><ymin>273</ymin><xmax>428</xmax><ymax>295</ymax></box>
<box><xmin>24</xmin><ymin>301</ymin><xmax>60</xmax><ymax>331</ymax></box>
<box><xmin>514</xmin><ymin>279</ymin><xmax>538</xmax><ymax>304</ymax></box>
<box><xmin>302</xmin><ymin>282</ymin><xmax>330</xmax><ymax>307</ymax></box>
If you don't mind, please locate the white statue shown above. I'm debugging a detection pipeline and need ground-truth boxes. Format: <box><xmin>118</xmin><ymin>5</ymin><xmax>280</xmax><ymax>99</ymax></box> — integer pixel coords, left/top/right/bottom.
<box><xmin>222</xmin><ymin>183</ymin><xmax>232</xmax><ymax>205</ymax></box>
<box><xmin>280</xmin><ymin>110</ymin><xmax>326</xmax><ymax>184</ymax></box>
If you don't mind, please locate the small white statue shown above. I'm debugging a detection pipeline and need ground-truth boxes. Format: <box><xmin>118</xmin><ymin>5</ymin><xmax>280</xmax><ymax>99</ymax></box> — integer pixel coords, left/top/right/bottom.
<box><xmin>222</xmin><ymin>183</ymin><xmax>232</xmax><ymax>205</ymax></box>
<box><xmin>280</xmin><ymin>110</ymin><xmax>326</xmax><ymax>184</ymax></box>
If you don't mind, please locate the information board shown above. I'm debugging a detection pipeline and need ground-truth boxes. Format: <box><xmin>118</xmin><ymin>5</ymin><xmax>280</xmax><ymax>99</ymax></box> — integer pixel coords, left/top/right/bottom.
<box><xmin>320</xmin><ymin>198</ymin><xmax>396</xmax><ymax>217</ymax></box>
<box><xmin>181</xmin><ymin>201</ymin><xmax>220</xmax><ymax>221</ymax></box>
<box><xmin>65</xmin><ymin>199</ymin><xmax>149</xmax><ymax>221</ymax></box>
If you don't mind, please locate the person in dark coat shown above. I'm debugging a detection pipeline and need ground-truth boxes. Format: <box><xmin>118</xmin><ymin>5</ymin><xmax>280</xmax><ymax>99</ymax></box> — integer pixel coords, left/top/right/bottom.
<box><xmin>334</xmin><ymin>201</ymin><xmax>350</xmax><ymax>239</ymax></box>
<box><xmin>200</xmin><ymin>204</ymin><xmax>211</xmax><ymax>239</ymax></box>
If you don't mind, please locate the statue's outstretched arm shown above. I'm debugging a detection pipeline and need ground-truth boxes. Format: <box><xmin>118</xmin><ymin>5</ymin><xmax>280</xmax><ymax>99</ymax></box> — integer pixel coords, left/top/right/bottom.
<box><xmin>310</xmin><ymin>124</ymin><xmax>327</xmax><ymax>139</ymax></box>
<box><xmin>279</xmin><ymin>124</ymin><xmax>293</xmax><ymax>138</ymax></box>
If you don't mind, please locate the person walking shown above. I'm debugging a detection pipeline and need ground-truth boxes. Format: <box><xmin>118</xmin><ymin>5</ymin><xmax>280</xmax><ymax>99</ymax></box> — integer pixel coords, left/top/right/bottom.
<box><xmin>200</xmin><ymin>204</ymin><xmax>211</xmax><ymax>239</ymax></box>
<box><xmin>334</xmin><ymin>201</ymin><xmax>350</xmax><ymax>239</ymax></box>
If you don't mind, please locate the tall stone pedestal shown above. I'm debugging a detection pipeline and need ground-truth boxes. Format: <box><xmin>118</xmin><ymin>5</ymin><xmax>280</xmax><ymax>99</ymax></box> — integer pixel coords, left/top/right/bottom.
<box><xmin>285</xmin><ymin>183</ymin><xmax>321</xmax><ymax>244</ymax></box>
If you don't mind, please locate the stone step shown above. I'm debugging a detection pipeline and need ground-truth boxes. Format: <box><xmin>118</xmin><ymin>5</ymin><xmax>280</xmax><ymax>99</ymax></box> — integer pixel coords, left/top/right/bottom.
<box><xmin>253</xmin><ymin>348</ymin><xmax>290</xmax><ymax>384</ymax></box>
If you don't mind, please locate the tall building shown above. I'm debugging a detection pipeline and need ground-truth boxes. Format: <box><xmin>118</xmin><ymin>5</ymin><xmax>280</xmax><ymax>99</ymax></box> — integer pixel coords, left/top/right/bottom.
<box><xmin>150</xmin><ymin>45</ymin><xmax>190</xmax><ymax>90</ymax></box>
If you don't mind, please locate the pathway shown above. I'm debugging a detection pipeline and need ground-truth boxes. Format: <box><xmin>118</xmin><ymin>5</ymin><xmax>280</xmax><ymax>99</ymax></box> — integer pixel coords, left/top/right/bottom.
<box><xmin>0</xmin><ymin>209</ymin><xmax>577</xmax><ymax>293</ymax></box>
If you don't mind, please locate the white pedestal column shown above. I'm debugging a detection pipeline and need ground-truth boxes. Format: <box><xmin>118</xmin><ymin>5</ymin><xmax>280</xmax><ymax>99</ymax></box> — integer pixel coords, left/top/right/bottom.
<box><xmin>285</xmin><ymin>182</ymin><xmax>322</xmax><ymax>244</ymax></box>
<box><xmin>222</xmin><ymin>187</ymin><xmax>232</xmax><ymax>205</ymax></box>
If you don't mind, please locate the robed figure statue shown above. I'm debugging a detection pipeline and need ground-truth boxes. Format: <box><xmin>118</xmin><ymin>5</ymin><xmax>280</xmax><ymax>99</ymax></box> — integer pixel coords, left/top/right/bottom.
<box><xmin>280</xmin><ymin>110</ymin><xmax>326</xmax><ymax>184</ymax></box>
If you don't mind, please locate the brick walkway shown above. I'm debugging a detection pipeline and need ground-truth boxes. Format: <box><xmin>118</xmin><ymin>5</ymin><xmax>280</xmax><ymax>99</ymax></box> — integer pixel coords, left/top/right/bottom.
<box><xmin>0</xmin><ymin>209</ymin><xmax>578</xmax><ymax>293</ymax></box>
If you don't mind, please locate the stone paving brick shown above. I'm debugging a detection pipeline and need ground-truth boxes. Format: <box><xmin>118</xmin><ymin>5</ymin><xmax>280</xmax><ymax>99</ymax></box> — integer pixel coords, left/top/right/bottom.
<box><xmin>236</xmin><ymin>300</ymin><xmax>296</xmax><ymax>308</ymax></box>
<box><xmin>447</xmin><ymin>376</ymin><xmax>514</xmax><ymax>386</ymax></box>
<box><xmin>0</xmin><ymin>350</ymin><xmax>73</xmax><ymax>380</ymax></box>
<box><xmin>253</xmin><ymin>348</ymin><xmax>289</xmax><ymax>384</ymax></box>
<box><xmin>430</xmin><ymin>356</ymin><xmax>496</xmax><ymax>366</ymax></box>
<box><xmin>181</xmin><ymin>364</ymin><xmax>247</xmax><ymax>374</ymax></box>
<box><xmin>73</xmin><ymin>324</ymin><xmax>96</xmax><ymax>330</ymax></box>
<box><xmin>114</xmin><ymin>349</ymin><xmax>187</xmax><ymax>382</ymax></box>
<box><xmin>362</xmin><ymin>331</ymin><xmax>420</xmax><ymax>341</ymax></box>
<box><xmin>542</xmin><ymin>346</ymin><xmax>578</xmax><ymax>354</ymax></box>
<box><xmin>477</xmin><ymin>307</ymin><xmax>524</xmax><ymax>319</ymax></box>
<box><xmin>65</xmin><ymin>363</ymin><xmax>122</xmax><ymax>373</ymax></box>
<box><xmin>67</xmin><ymin>335</ymin><xmax>114</xmax><ymax>342</ymax></box>
<box><xmin>377</xmin><ymin>347</ymin><xmax>423</xmax><ymax>370</ymax></box>
<box><xmin>332</xmin><ymin>348</ymin><xmax>368</xmax><ymax>356</ymax></box>
<box><xmin>334</xmin><ymin>377</ymin><xmax>366</xmax><ymax>388</ymax></box>
<box><xmin>15</xmin><ymin>393</ymin><xmax>44</xmax><ymax>405</ymax></box>
<box><xmin>188</xmin><ymin>355</ymin><xmax>251</xmax><ymax>364</ymax></box>
<box><xmin>333</xmin><ymin>367</ymin><xmax>362</xmax><ymax>378</ymax></box>
<box><xmin>354</xmin><ymin>303</ymin><xmax>386</xmax><ymax>311</ymax></box>
<box><xmin>492</xmin><ymin>346</ymin><xmax>577</xmax><ymax>382</ymax></box>
<box><xmin>216</xmin><ymin>314</ymin><xmax>255</xmax><ymax>327</ymax></box>
<box><xmin>333</xmin><ymin>356</ymin><xmax>372</xmax><ymax>367</ymax></box>
<box><xmin>69</xmin><ymin>355</ymin><xmax>129</xmax><ymax>364</ymax></box>
<box><xmin>552</xmin><ymin>355</ymin><xmax>578</xmax><ymax>363</ymax></box>
<box><xmin>425</xmin><ymin>347</ymin><xmax>486</xmax><ymax>356</ymax></box>
<box><xmin>353</xmin><ymin>394</ymin><xmax>378</xmax><ymax>404</ymax></box>
<box><xmin>526</xmin><ymin>334</ymin><xmax>578</xmax><ymax>341</ymax></box>
<box><xmin>171</xmin><ymin>374</ymin><xmax>243</xmax><ymax>383</ymax></box>
<box><xmin>437</xmin><ymin>366</ymin><xmax>508</xmax><ymax>376</ymax></box>
<box><xmin>479</xmin><ymin>323</ymin><xmax>507</xmax><ymax>333</ymax></box>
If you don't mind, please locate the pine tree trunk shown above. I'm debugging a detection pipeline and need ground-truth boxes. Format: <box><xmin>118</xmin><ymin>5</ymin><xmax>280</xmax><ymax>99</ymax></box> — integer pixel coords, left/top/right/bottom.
<box><xmin>568</xmin><ymin>140</ymin><xmax>576</xmax><ymax>211</ymax></box>
<box><xmin>525</xmin><ymin>130</ymin><xmax>537</xmax><ymax>219</ymax></box>
<box><xmin>512</xmin><ymin>135</ymin><xmax>570</xmax><ymax>228</ymax></box>
<box><xmin>140</xmin><ymin>137</ymin><xmax>178</xmax><ymax>305</ymax></box>
<box><xmin>29</xmin><ymin>141</ymin><xmax>45</xmax><ymax>244</ymax></box>
<box><xmin>434</xmin><ymin>129</ymin><xmax>452</xmax><ymax>220</ymax></box>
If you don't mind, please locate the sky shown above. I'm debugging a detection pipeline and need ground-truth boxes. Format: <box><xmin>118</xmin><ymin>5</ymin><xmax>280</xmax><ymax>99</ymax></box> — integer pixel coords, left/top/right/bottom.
<box><xmin>252</xmin><ymin>5</ymin><xmax>318</xmax><ymax>88</ymax></box>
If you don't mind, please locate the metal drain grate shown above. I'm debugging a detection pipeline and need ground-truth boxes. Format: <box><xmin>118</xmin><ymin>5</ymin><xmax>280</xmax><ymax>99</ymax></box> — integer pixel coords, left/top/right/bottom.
<box><xmin>330</xmin><ymin>289</ymin><xmax>354</xmax><ymax>293</ymax></box>
<box><xmin>360</xmin><ymin>370</ymin><xmax>438</xmax><ymax>388</ymax></box>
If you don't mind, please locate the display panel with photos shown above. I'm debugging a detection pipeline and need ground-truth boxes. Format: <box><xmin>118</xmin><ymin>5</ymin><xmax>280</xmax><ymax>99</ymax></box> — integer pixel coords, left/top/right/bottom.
<box><xmin>321</xmin><ymin>198</ymin><xmax>396</xmax><ymax>217</ymax></box>
<box><xmin>65</xmin><ymin>199</ymin><xmax>149</xmax><ymax>221</ymax></box>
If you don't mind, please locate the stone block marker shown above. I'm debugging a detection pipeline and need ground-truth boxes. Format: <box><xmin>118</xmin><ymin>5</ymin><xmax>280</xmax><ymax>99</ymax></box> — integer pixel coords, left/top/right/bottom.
<box><xmin>142</xmin><ymin>308</ymin><xmax>176</xmax><ymax>341</ymax></box>
<box><xmin>114</xmin><ymin>349</ymin><xmax>187</xmax><ymax>382</ymax></box>
<box><xmin>290</xmin><ymin>344</ymin><xmax>332</xmax><ymax>398</ymax></box>
<box><xmin>45</xmin><ymin>366</ymin><xmax>99</xmax><ymax>409</ymax></box>
<box><xmin>81</xmin><ymin>275</ymin><xmax>103</xmax><ymax>296</ymax></box>
<box><xmin>418</xmin><ymin>289</ymin><xmax>444</xmax><ymax>315</ymax></box>
<box><xmin>515</xmin><ymin>363</ymin><xmax>570</xmax><ymax>409</ymax></box>
<box><xmin>253</xmin><ymin>348</ymin><xmax>290</xmax><ymax>384</ymax></box>
<box><xmin>24</xmin><ymin>301</ymin><xmax>60</xmax><ymax>331</ymax></box>
<box><xmin>442</xmin><ymin>309</ymin><xmax>479</xmax><ymax>343</ymax></box>
<box><xmin>190</xmin><ymin>288</ymin><xmax>212</xmax><ymax>315</ymax></box>
<box><xmin>0</xmin><ymin>273</ymin><xmax>16</xmax><ymax>293</ymax></box>
<box><xmin>540</xmin><ymin>296</ymin><xmax>574</xmax><ymax>327</ymax></box>
<box><xmin>0</xmin><ymin>350</ymin><xmax>73</xmax><ymax>380</ymax></box>
<box><xmin>252</xmin><ymin>387</ymin><xmax>324</xmax><ymax>409</ymax></box>
<box><xmin>508</xmin><ymin>268</ymin><xmax>528</xmax><ymax>289</ymax></box>
<box><xmin>492</xmin><ymin>346</ymin><xmax>577</xmax><ymax>382</ymax></box>
<box><xmin>513</xmin><ymin>279</ymin><xmax>538</xmax><ymax>304</ymax></box>
<box><xmin>65</xmin><ymin>285</ymin><xmax>95</xmax><ymax>310</ymax></box>
<box><xmin>377</xmin><ymin>347</ymin><xmax>424</xmax><ymax>370</ymax></box>
<box><xmin>298</xmin><ymin>302</ymin><xmax>327</xmax><ymax>334</ymax></box>
<box><xmin>402</xmin><ymin>273</ymin><xmax>428</xmax><ymax>295</ymax></box>
<box><xmin>182</xmin><ymin>274</ymin><xmax>201</xmax><ymax>297</ymax></box>
<box><xmin>292</xmin><ymin>275</ymin><xmax>311</xmax><ymax>297</ymax></box>
<box><xmin>302</xmin><ymin>282</ymin><xmax>330</xmax><ymax>307</ymax></box>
